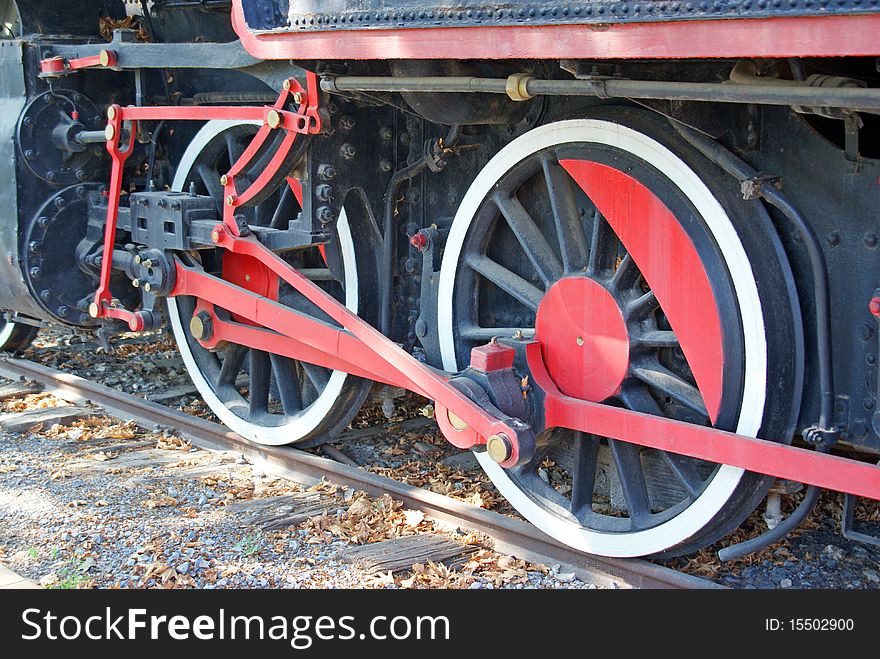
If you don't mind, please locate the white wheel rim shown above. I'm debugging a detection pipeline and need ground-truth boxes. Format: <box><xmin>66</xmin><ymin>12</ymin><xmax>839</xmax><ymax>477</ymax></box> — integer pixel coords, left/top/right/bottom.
<box><xmin>167</xmin><ymin>120</ymin><xmax>358</xmax><ymax>446</ymax></box>
<box><xmin>438</xmin><ymin>119</ymin><xmax>767</xmax><ymax>557</ymax></box>
<box><xmin>0</xmin><ymin>319</ymin><xmax>17</xmax><ymax>348</ymax></box>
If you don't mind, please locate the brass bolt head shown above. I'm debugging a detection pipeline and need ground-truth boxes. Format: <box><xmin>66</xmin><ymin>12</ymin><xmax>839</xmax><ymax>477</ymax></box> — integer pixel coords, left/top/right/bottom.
<box><xmin>283</xmin><ymin>79</ymin><xmax>291</xmax><ymax>91</ymax></box>
<box><xmin>225</xmin><ymin>195</ymin><xmax>235</xmax><ymax>206</ymax></box>
<box><xmin>447</xmin><ymin>410</ymin><xmax>468</xmax><ymax>431</ymax></box>
<box><xmin>131</xmin><ymin>279</ymin><xmax>140</xmax><ymax>288</ymax></box>
<box><xmin>486</xmin><ymin>434</ymin><xmax>513</xmax><ymax>464</ymax></box>
<box><xmin>142</xmin><ymin>259</ymin><xmax>153</xmax><ymax>269</ymax></box>
<box><xmin>133</xmin><ymin>255</ymin><xmax>141</xmax><ymax>265</ymax></box>
<box><xmin>99</xmin><ymin>50</ymin><xmax>112</xmax><ymax>67</ymax></box>
<box><xmin>189</xmin><ymin>311</ymin><xmax>213</xmax><ymax>341</ymax></box>
<box><xmin>88</xmin><ymin>302</ymin><xmax>100</xmax><ymax>318</ymax></box>
<box><xmin>266</xmin><ymin>110</ymin><xmax>282</xmax><ymax>129</ymax></box>
<box><xmin>220</xmin><ymin>174</ymin><xmax>229</xmax><ymax>186</ymax></box>
<box><xmin>104</xmin><ymin>124</ymin><xmax>115</xmax><ymax>141</ymax></box>
<box><xmin>143</xmin><ymin>283</ymin><xmax>152</xmax><ymax>293</ymax></box>
<box><xmin>107</xmin><ymin>106</ymin><xmax>117</xmax><ymax>121</ymax></box>
<box><xmin>576</xmin><ymin>336</ymin><xmax>584</xmax><ymax>346</ymax></box>
<box><xmin>211</xmin><ymin>230</ymin><xmax>221</xmax><ymax>244</ymax></box>
<box><xmin>292</xmin><ymin>92</ymin><xmax>303</xmax><ymax>105</ymax></box>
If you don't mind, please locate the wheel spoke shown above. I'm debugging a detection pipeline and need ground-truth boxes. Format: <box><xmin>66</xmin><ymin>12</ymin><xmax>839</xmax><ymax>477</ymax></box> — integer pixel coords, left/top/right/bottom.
<box><xmin>270</xmin><ymin>184</ymin><xmax>298</xmax><ymax>230</ymax></box>
<box><xmin>631</xmin><ymin>363</ymin><xmax>708</xmax><ymax>417</ymax></box>
<box><xmin>619</xmin><ymin>381</ymin><xmax>705</xmax><ymax>500</ymax></box>
<box><xmin>626</xmin><ymin>290</ymin><xmax>658</xmax><ymax>321</ymax></box>
<box><xmin>660</xmin><ymin>451</ymin><xmax>705</xmax><ymax>499</ymax></box>
<box><xmin>460</xmin><ymin>325</ymin><xmax>535</xmax><ymax>342</ymax></box>
<box><xmin>609</xmin><ymin>439</ymin><xmax>653</xmax><ymax>528</ymax></box>
<box><xmin>197</xmin><ymin>164</ymin><xmax>224</xmax><ymax>203</ymax></box>
<box><xmin>225</xmin><ymin>132</ymin><xmax>244</xmax><ymax>168</ymax></box>
<box><xmin>609</xmin><ymin>253</ymin><xmax>641</xmax><ymax>293</ymax></box>
<box><xmin>269</xmin><ymin>354</ymin><xmax>303</xmax><ymax>416</ymax></box>
<box><xmin>465</xmin><ymin>254</ymin><xmax>543</xmax><ymax>312</ymax></box>
<box><xmin>494</xmin><ymin>193</ymin><xmax>563</xmax><ymax>286</ymax></box>
<box><xmin>587</xmin><ymin>212</ymin><xmax>618</xmax><ymax>276</ymax></box>
<box><xmin>570</xmin><ymin>432</ymin><xmax>600</xmax><ymax>518</ymax></box>
<box><xmin>248</xmin><ymin>349</ymin><xmax>272</xmax><ymax>416</ymax></box>
<box><xmin>635</xmin><ymin>330</ymin><xmax>680</xmax><ymax>349</ymax></box>
<box><xmin>217</xmin><ymin>344</ymin><xmax>248</xmax><ymax>388</ymax></box>
<box><xmin>542</xmin><ymin>158</ymin><xmax>589</xmax><ymax>272</ymax></box>
<box><xmin>301</xmin><ymin>362</ymin><xmax>331</xmax><ymax>392</ymax></box>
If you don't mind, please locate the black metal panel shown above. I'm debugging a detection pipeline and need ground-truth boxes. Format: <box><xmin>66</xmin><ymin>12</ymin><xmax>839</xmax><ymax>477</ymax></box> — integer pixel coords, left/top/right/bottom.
<box><xmin>16</xmin><ymin>0</ymin><xmax>126</xmax><ymax>37</ymax></box>
<box><xmin>241</xmin><ymin>0</ymin><xmax>880</xmax><ymax>32</ymax></box>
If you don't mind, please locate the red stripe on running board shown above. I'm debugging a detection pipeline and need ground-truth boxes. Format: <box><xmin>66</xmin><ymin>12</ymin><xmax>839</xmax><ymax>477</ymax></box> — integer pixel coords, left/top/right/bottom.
<box><xmin>231</xmin><ymin>6</ymin><xmax>880</xmax><ymax>61</ymax></box>
<box><xmin>526</xmin><ymin>344</ymin><xmax>880</xmax><ymax>501</ymax></box>
<box><xmin>560</xmin><ymin>159</ymin><xmax>724</xmax><ymax>423</ymax></box>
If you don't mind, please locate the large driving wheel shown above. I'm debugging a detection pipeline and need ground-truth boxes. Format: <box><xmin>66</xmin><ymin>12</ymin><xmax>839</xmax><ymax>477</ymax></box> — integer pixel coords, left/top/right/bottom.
<box><xmin>438</xmin><ymin>110</ymin><xmax>803</xmax><ymax>557</ymax></box>
<box><xmin>167</xmin><ymin>120</ymin><xmax>375</xmax><ymax>447</ymax></box>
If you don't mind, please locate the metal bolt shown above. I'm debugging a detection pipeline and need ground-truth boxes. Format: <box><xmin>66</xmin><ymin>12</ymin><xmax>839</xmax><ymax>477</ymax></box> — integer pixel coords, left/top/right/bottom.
<box><xmin>99</xmin><ymin>50</ymin><xmax>113</xmax><ymax>67</ymax></box>
<box><xmin>142</xmin><ymin>259</ymin><xmax>153</xmax><ymax>269</ymax></box>
<box><xmin>282</xmin><ymin>79</ymin><xmax>291</xmax><ymax>91</ymax></box>
<box><xmin>57</xmin><ymin>306</ymin><xmax>69</xmax><ymax>318</ymax></box>
<box><xmin>316</xmin><ymin>206</ymin><xmax>334</xmax><ymax>224</ymax></box>
<box><xmin>292</xmin><ymin>92</ymin><xmax>303</xmax><ymax>105</ymax></box>
<box><xmin>107</xmin><ymin>106</ymin><xmax>117</xmax><ymax>121</ymax></box>
<box><xmin>339</xmin><ymin>115</ymin><xmax>356</xmax><ymax>131</ymax></box>
<box><xmin>316</xmin><ymin>184</ymin><xmax>333</xmax><ymax>202</ymax></box>
<box><xmin>131</xmin><ymin>279</ymin><xmax>140</xmax><ymax>288</ymax></box>
<box><xmin>143</xmin><ymin>282</ymin><xmax>152</xmax><ymax>293</ymax></box>
<box><xmin>226</xmin><ymin>195</ymin><xmax>235</xmax><ymax>206</ymax></box>
<box><xmin>576</xmin><ymin>336</ymin><xmax>585</xmax><ymax>346</ymax></box>
<box><xmin>379</xmin><ymin>126</ymin><xmax>393</xmax><ymax>140</ymax></box>
<box><xmin>104</xmin><ymin>124</ymin><xmax>115</xmax><ymax>141</ymax></box>
<box><xmin>37</xmin><ymin>216</ymin><xmax>49</xmax><ymax>229</ymax></box>
<box><xmin>88</xmin><ymin>303</ymin><xmax>100</xmax><ymax>318</ymax></box>
<box><xmin>486</xmin><ymin>434</ymin><xmax>513</xmax><ymax>464</ymax></box>
<box><xmin>340</xmin><ymin>143</ymin><xmax>357</xmax><ymax>160</ymax></box>
<box><xmin>513</xmin><ymin>330</ymin><xmax>524</xmax><ymax>340</ymax></box>
<box><xmin>24</xmin><ymin>149</ymin><xmax>33</xmax><ymax>160</ymax></box>
<box><xmin>134</xmin><ymin>255</ymin><xmax>141</xmax><ymax>264</ymax></box>
<box><xmin>827</xmin><ymin>232</ymin><xmax>840</xmax><ymax>247</ymax></box>
<box><xmin>40</xmin><ymin>290</ymin><xmax>51</xmax><ymax>303</ymax></box>
<box><xmin>190</xmin><ymin>311</ymin><xmax>213</xmax><ymax>341</ymax></box>
<box><xmin>220</xmin><ymin>174</ymin><xmax>229</xmax><ymax>186</ymax></box>
<box><xmin>867</xmin><ymin>353</ymin><xmax>877</xmax><ymax>366</ymax></box>
<box><xmin>29</xmin><ymin>267</ymin><xmax>40</xmax><ymax>279</ymax></box>
<box><xmin>211</xmin><ymin>230</ymin><xmax>221</xmax><ymax>244</ymax></box>
<box><xmin>266</xmin><ymin>109</ymin><xmax>282</xmax><ymax>129</ymax></box>
<box><xmin>379</xmin><ymin>159</ymin><xmax>393</xmax><ymax>172</ymax></box>
<box><xmin>245</xmin><ymin>274</ymin><xmax>251</xmax><ymax>283</ymax></box>
<box><xmin>47</xmin><ymin>171</ymin><xmax>57</xmax><ymax>183</ymax></box>
<box><xmin>318</xmin><ymin>164</ymin><xmax>337</xmax><ymax>180</ymax></box>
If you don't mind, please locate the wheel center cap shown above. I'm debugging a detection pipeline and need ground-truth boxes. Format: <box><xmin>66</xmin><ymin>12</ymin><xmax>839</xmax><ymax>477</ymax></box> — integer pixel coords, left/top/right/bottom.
<box><xmin>535</xmin><ymin>276</ymin><xmax>630</xmax><ymax>402</ymax></box>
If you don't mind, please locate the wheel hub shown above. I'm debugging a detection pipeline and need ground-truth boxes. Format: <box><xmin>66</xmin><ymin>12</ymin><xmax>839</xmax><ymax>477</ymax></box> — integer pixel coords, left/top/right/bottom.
<box><xmin>535</xmin><ymin>276</ymin><xmax>630</xmax><ymax>402</ymax></box>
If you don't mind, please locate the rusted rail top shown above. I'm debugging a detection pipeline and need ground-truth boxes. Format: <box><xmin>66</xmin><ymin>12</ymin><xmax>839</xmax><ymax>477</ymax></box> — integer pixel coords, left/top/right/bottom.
<box><xmin>0</xmin><ymin>355</ymin><xmax>720</xmax><ymax>590</ymax></box>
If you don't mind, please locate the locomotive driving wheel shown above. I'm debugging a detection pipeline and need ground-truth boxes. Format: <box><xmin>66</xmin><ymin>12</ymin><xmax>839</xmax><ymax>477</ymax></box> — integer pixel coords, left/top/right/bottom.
<box><xmin>166</xmin><ymin>120</ymin><xmax>375</xmax><ymax>447</ymax></box>
<box><xmin>439</xmin><ymin>111</ymin><xmax>803</xmax><ymax>557</ymax></box>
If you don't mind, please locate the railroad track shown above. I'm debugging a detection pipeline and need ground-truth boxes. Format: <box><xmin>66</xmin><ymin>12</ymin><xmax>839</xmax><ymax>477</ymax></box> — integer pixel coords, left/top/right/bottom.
<box><xmin>0</xmin><ymin>354</ymin><xmax>716</xmax><ymax>590</ymax></box>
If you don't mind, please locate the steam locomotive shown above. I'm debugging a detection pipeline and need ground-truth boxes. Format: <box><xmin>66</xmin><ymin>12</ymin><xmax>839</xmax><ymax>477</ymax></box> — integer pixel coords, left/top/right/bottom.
<box><xmin>1</xmin><ymin>0</ymin><xmax>879</xmax><ymax>558</ymax></box>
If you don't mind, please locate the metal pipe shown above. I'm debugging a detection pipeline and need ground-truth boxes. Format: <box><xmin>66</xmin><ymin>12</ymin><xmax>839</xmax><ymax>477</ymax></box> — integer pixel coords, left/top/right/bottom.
<box><xmin>719</xmin><ymin>481</ymin><xmax>822</xmax><ymax>561</ymax></box>
<box><xmin>322</xmin><ymin>75</ymin><xmax>880</xmax><ymax>112</ymax></box>
<box><xmin>670</xmin><ymin>121</ymin><xmax>836</xmax><ymax>437</ymax></box>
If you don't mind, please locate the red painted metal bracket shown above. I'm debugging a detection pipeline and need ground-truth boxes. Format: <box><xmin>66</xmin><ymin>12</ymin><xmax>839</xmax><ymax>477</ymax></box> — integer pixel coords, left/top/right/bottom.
<box><xmin>40</xmin><ymin>50</ymin><xmax>117</xmax><ymax>76</ymax></box>
<box><xmin>89</xmin><ymin>73</ymin><xmax>321</xmax><ymax>329</ymax></box>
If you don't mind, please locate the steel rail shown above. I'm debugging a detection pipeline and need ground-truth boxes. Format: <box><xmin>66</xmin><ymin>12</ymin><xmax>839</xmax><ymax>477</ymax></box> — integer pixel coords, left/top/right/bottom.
<box><xmin>0</xmin><ymin>355</ymin><xmax>717</xmax><ymax>590</ymax></box>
